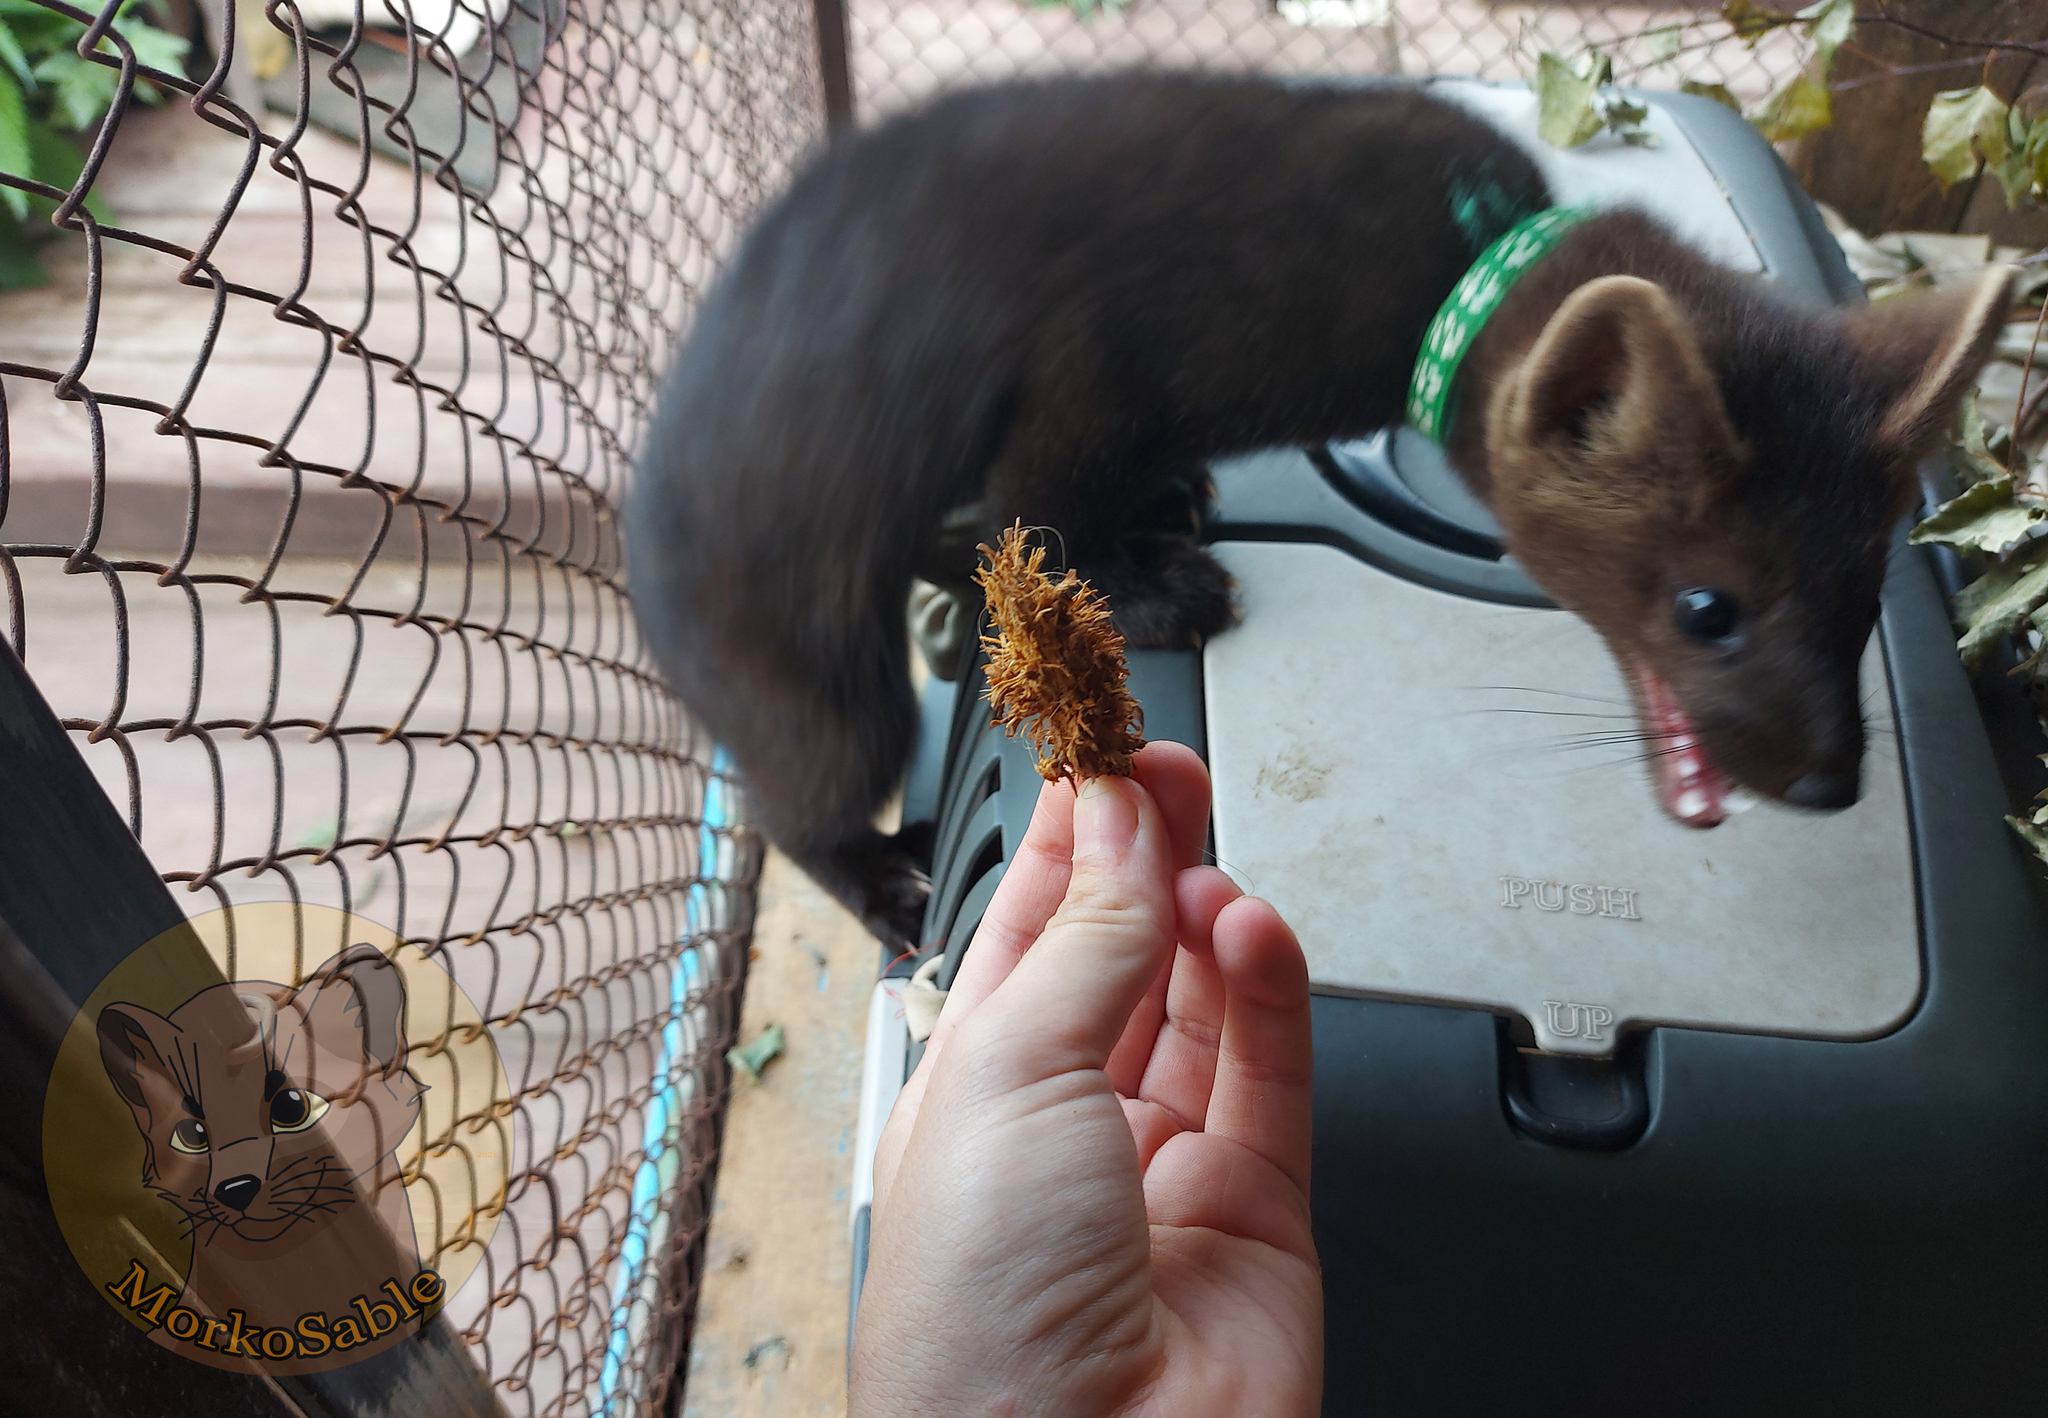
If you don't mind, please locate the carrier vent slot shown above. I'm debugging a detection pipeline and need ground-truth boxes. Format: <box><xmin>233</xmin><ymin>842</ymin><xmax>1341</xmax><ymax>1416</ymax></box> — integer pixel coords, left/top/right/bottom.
<box><xmin>922</xmin><ymin>755</ymin><xmax>1001</xmax><ymax>948</ymax></box>
<box><xmin>938</xmin><ymin>860</ymin><xmax>1007</xmax><ymax>991</ymax></box>
<box><xmin>925</xmin><ymin>791</ymin><xmax>1003</xmax><ymax>951</ymax></box>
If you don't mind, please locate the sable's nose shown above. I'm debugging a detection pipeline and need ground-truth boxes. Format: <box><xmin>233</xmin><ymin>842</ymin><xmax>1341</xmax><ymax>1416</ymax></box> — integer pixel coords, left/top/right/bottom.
<box><xmin>1783</xmin><ymin>768</ymin><xmax>1859</xmax><ymax>810</ymax></box>
<box><xmin>213</xmin><ymin>1175</ymin><xmax>261</xmax><ymax>1211</ymax></box>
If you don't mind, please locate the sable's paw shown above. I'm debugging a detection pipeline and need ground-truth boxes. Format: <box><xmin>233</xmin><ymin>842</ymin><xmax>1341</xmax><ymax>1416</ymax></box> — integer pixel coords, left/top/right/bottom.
<box><xmin>1088</xmin><ymin>536</ymin><xmax>1238</xmax><ymax>649</ymax></box>
<box><xmin>806</xmin><ymin>827</ymin><xmax>935</xmax><ymax>952</ymax></box>
<box><xmin>849</xmin><ymin>822</ymin><xmax>935</xmax><ymax>952</ymax></box>
<box><xmin>862</xmin><ymin>858</ymin><xmax>933</xmax><ymax>954</ymax></box>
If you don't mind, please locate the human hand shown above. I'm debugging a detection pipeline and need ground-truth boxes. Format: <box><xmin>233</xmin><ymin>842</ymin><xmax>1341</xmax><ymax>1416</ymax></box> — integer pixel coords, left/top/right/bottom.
<box><xmin>850</xmin><ymin>741</ymin><xmax>1321</xmax><ymax>1418</ymax></box>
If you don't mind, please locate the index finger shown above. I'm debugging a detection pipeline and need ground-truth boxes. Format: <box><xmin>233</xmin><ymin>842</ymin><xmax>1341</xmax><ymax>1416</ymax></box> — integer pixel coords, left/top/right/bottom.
<box><xmin>928</xmin><ymin>773</ymin><xmax>1078</xmax><ymax>1045</ymax></box>
<box><xmin>927</xmin><ymin>740</ymin><xmax>1215</xmax><ymax>1054</ymax></box>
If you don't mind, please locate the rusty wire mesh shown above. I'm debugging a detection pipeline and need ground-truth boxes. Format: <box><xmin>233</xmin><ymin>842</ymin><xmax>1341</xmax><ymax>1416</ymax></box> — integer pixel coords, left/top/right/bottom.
<box><xmin>0</xmin><ymin>0</ymin><xmax>823</xmax><ymax>1411</ymax></box>
<box><xmin>845</xmin><ymin>0</ymin><xmax>1810</xmax><ymax>123</ymax></box>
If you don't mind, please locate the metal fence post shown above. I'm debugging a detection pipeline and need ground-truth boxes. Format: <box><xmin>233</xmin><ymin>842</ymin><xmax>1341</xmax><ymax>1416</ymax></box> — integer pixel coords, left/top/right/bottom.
<box><xmin>814</xmin><ymin>0</ymin><xmax>856</xmax><ymax>131</ymax></box>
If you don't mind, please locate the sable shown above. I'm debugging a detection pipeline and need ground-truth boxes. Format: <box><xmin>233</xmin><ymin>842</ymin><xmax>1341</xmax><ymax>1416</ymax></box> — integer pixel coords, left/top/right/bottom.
<box><xmin>976</xmin><ymin>523</ymin><xmax>1145</xmax><ymax>782</ymax></box>
<box><xmin>629</xmin><ymin>72</ymin><xmax>2013</xmax><ymax>950</ymax></box>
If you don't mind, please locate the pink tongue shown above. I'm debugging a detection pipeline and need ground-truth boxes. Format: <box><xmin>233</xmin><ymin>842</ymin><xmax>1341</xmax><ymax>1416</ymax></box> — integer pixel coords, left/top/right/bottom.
<box><xmin>1637</xmin><ymin>663</ymin><xmax>1730</xmax><ymax>828</ymax></box>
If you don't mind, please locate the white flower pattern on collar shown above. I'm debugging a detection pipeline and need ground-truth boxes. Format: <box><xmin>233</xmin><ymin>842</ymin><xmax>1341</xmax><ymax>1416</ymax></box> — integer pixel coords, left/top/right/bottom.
<box><xmin>1406</xmin><ymin>206</ymin><xmax>1593</xmax><ymax>443</ymax></box>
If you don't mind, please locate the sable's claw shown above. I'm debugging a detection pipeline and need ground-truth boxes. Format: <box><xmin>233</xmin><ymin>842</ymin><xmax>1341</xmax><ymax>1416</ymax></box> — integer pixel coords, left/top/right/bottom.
<box><xmin>867</xmin><ymin>870</ymin><xmax>933</xmax><ymax>954</ymax></box>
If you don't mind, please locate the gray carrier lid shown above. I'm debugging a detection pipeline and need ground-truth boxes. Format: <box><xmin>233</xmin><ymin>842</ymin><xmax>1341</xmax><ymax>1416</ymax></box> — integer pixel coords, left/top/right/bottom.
<box><xmin>1203</xmin><ymin>540</ymin><xmax>1920</xmax><ymax>1057</ymax></box>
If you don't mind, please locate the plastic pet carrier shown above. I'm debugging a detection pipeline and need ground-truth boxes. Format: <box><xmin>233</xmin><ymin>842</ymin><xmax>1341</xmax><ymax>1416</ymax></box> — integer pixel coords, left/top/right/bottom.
<box><xmin>849</xmin><ymin>79</ymin><xmax>2048</xmax><ymax>1415</ymax></box>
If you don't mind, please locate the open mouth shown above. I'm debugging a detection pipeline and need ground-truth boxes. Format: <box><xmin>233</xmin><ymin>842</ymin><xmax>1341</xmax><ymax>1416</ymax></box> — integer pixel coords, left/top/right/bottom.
<box><xmin>1631</xmin><ymin>660</ymin><xmax>1732</xmax><ymax>829</ymax></box>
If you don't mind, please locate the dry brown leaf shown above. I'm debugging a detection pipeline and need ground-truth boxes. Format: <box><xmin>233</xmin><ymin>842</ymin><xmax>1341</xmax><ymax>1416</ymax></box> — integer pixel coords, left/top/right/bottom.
<box><xmin>974</xmin><ymin>523</ymin><xmax>1144</xmax><ymax>782</ymax></box>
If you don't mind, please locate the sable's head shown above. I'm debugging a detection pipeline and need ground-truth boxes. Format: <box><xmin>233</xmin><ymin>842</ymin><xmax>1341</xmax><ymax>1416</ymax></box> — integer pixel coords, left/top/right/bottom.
<box><xmin>97</xmin><ymin>945</ymin><xmax>424</xmax><ymax>1247</ymax></box>
<box><xmin>1481</xmin><ymin>266</ymin><xmax>2014</xmax><ymax>827</ymax></box>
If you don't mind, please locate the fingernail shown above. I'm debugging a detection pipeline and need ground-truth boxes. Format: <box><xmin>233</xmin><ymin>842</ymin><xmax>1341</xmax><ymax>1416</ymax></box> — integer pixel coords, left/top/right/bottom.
<box><xmin>1074</xmin><ymin>776</ymin><xmax>1138</xmax><ymax>857</ymax></box>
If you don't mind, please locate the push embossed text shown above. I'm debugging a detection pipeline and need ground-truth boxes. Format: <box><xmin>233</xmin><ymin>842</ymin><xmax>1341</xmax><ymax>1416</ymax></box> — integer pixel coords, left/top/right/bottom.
<box><xmin>1499</xmin><ymin>876</ymin><xmax>1641</xmax><ymax>920</ymax></box>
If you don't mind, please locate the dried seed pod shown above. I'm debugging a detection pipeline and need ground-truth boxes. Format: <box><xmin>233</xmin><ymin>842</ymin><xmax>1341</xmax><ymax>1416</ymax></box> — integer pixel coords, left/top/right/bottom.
<box><xmin>974</xmin><ymin>523</ymin><xmax>1145</xmax><ymax>782</ymax></box>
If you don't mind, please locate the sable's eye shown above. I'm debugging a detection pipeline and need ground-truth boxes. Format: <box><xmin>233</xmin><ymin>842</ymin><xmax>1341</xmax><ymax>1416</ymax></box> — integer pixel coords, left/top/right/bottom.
<box><xmin>1674</xmin><ymin>587</ymin><xmax>1742</xmax><ymax>645</ymax></box>
<box><xmin>169</xmin><ymin>1119</ymin><xmax>209</xmax><ymax>1154</ymax></box>
<box><xmin>269</xmin><ymin>1088</ymin><xmax>330</xmax><ymax>1134</ymax></box>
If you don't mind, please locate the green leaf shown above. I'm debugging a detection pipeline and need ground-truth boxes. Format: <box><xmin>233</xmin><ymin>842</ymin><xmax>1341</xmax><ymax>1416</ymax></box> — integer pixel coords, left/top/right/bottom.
<box><xmin>1988</xmin><ymin>151</ymin><xmax>2033</xmax><ymax>209</ymax></box>
<box><xmin>0</xmin><ymin>200</ymin><xmax>42</xmax><ymax>286</ymax></box>
<box><xmin>26</xmin><ymin>117</ymin><xmax>79</xmax><ymax>185</ymax></box>
<box><xmin>0</xmin><ymin>67</ymin><xmax>26</xmax><ymax>222</ymax></box>
<box><xmin>0</xmin><ymin>19</ymin><xmax>32</xmax><ymax>84</ymax></box>
<box><xmin>1751</xmin><ymin>68</ymin><xmax>1831</xmax><ymax>143</ymax></box>
<box><xmin>32</xmin><ymin>50</ymin><xmax>116</xmax><ymax>130</ymax></box>
<box><xmin>1602</xmin><ymin>93</ymin><xmax>1650</xmax><ymax>128</ymax></box>
<box><xmin>1950</xmin><ymin>445</ymin><xmax>2011</xmax><ymax>487</ymax></box>
<box><xmin>1922</xmin><ymin>86</ymin><xmax>2009</xmax><ymax>192</ymax></box>
<box><xmin>1983</xmin><ymin>105</ymin><xmax>2043</xmax><ymax>210</ymax></box>
<box><xmin>0</xmin><ymin>2</ymin><xmax>75</xmax><ymax>61</ymax></box>
<box><xmin>1027</xmin><ymin>0</ymin><xmax>1125</xmax><ymax>15</ymax></box>
<box><xmin>1950</xmin><ymin>389</ymin><xmax>2026</xmax><ymax>485</ymax></box>
<box><xmin>1681</xmin><ymin>79</ymin><xmax>1742</xmax><ymax>113</ymax></box>
<box><xmin>1950</xmin><ymin>434</ymin><xmax>2010</xmax><ymax>488</ymax></box>
<box><xmin>2020</xmin><ymin>607</ymin><xmax>2048</xmax><ymax>675</ymax></box>
<box><xmin>2027</xmin><ymin>113</ymin><xmax>2048</xmax><ymax>199</ymax></box>
<box><xmin>1981</xmin><ymin>94</ymin><xmax>2019</xmax><ymax>169</ymax></box>
<box><xmin>1910</xmin><ymin>475</ymin><xmax>2048</xmax><ymax>554</ymax></box>
<box><xmin>1722</xmin><ymin>0</ymin><xmax>1791</xmax><ymax>45</ymax></box>
<box><xmin>1795</xmin><ymin>0</ymin><xmax>1854</xmax><ymax>70</ymax></box>
<box><xmin>1535</xmin><ymin>50</ymin><xmax>1611</xmax><ymax>149</ymax></box>
<box><xmin>1953</xmin><ymin>535</ymin><xmax>2048</xmax><ymax>670</ymax></box>
<box><xmin>726</xmin><ymin>1023</ymin><xmax>785</xmax><ymax>1084</ymax></box>
<box><xmin>1959</xmin><ymin>389</ymin><xmax>1991</xmax><ymax>457</ymax></box>
<box><xmin>2008</xmin><ymin>814</ymin><xmax>2048</xmax><ymax>867</ymax></box>
<box><xmin>1998</xmin><ymin>807</ymin><xmax>2048</xmax><ymax>864</ymax></box>
<box><xmin>27</xmin><ymin>120</ymin><xmax>108</xmax><ymax>223</ymax></box>
<box><xmin>1644</xmin><ymin>26</ymin><xmax>1682</xmax><ymax>64</ymax></box>
<box><xmin>108</xmin><ymin>13</ymin><xmax>188</xmax><ymax>83</ymax></box>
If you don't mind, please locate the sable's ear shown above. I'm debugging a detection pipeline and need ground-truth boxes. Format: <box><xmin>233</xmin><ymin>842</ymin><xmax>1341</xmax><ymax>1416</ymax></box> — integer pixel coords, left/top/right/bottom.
<box><xmin>98</xmin><ymin>1004</ymin><xmax>181</xmax><ymax>1117</ymax></box>
<box><xmin>295</xmin><ymin>944</ymin><xmax>409</xmax><ymax>1076</ymax></box>
<box><xmin>1502</xmin><ymin>275</ymin><xmax>1737</xmax><ymax>481</ymax></box>
<box><xmin>1849</xmin><ymin>266</ymin><xmax>2016</xmax><ymax>458</ymax></box>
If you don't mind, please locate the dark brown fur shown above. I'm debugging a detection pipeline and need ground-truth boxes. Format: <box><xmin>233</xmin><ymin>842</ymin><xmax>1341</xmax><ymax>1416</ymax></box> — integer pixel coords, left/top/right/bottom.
<box><xmin>628</xmin><ymin>73</ymin><xmax>2011</xmax><ymax>947</ymax></box>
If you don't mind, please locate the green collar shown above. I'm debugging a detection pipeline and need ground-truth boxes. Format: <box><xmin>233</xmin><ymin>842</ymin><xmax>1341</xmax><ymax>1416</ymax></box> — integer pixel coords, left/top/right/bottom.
<box><xmin>1405</xmin><ymin>206</ymin><xmax>1595</xmax><ymax>444</ymax></box>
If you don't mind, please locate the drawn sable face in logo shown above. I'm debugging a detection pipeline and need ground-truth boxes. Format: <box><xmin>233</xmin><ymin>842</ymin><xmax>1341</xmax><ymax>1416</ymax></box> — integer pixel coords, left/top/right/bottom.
<box><xmin>96</xmin><ymin>945</ymin><xmax>428</xmax><ymax>1357</ymax></box>
<box><xmin>49</xmin><ymin>906</ymin><xmax>508</xmax><ymax>1374</ymax></box>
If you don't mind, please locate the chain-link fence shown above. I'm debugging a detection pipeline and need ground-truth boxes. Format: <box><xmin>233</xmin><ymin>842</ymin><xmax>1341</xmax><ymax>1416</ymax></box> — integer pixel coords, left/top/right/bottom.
<box><xmin>0</xmin><ymin>0</ymin><xmax>822</xmax><ymax>1412</ymax></box>
<box><xmin>844</xmin><ymin>0</ymin><xmax>1810</xmax><ymax>124</ymax></box>
<box><xmin>4</xmin><ymin>0</ymin><xmax>2033</xmax><ymax>1409</ymax></box>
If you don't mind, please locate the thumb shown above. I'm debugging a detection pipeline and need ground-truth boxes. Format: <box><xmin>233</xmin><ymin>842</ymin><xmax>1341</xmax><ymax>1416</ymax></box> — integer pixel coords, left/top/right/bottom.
<box><xmin>972</xmin><ymin>774</ymin><xmax>1178</xmax><ymax>1069</ymax></box>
